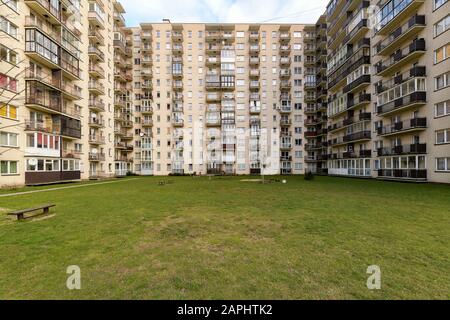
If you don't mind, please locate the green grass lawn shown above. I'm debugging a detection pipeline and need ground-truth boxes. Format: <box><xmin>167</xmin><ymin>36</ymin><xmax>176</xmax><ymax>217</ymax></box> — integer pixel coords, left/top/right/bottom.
<box><xmin>0</xmin><ymin>176</ymin><xmax>449</xmax><ymax>299</ymax></box>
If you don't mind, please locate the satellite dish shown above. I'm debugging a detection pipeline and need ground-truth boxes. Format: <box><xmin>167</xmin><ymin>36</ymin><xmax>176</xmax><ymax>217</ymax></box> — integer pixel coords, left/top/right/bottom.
<box><xmin>29</xmin><ymin>158</ymin><xmax>37</xmax><ymax>166</ymax></box>
<box><xmin>91</xmin><ymin>149</ymin><xmax>98</xmax><ymax>154</ymax></box>
<box><xmin>139</xmin><ymin>132</ymin><xmax>145</xmax><ymax>137</ymax></box>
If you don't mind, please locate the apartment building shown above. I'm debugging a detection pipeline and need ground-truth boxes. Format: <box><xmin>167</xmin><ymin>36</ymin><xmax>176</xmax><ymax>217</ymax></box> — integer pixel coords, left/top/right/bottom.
<box><xmin>0</xmin><ymin>0</ymin><xmax>127</xmax><ymax>186</ymax></box>
<box><xmin>125</xmin><ymin>23</ymin><xmax>311</xmax><ymax>176</ymax></box>
<box><xmin>2</xmin><ymin>0</ymin><xmax>449</xmax><ymax>186</ymax></box>
<box><xmin>319</xmin><ymin>0</ymin><xmax>450</xmax><ymax>183</ymax></box>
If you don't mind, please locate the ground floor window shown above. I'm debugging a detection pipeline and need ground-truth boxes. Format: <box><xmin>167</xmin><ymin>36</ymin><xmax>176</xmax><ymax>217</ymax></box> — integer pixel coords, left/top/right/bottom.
<box><xmin>436</xmin><ymin>158</ymin><xmax>450</xmax><ymax>172</ymax></box>
<box><xmin>26</xmin><ymin>158</ymin><xmax>60</xmax><ymax>171</ymax></box>
<box><xmin>1</xmin><ymin>160</ymin><xmax>18</xmax><ymax>175</ymax></box>
<box><xmin>62</xmin><ymin>159</ymin><xmax>80</xmax><ymax>171</ymax></box>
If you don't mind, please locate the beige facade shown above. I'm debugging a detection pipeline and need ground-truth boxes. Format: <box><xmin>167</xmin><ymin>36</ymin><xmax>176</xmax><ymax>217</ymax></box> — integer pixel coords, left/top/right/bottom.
<box><xmin>317</xmin><ymin>0</ymin><xmax>450</xmax><ymax>183</ymax></box>
<box><xmin>2</xmin><ymin>0</ymin><xmax>449</xmax><ymax>186</ymax></box>
<box><xmin>125</xmin><ymin>23</ymin><xmax>311</xmax><ymax>176</ymax></box>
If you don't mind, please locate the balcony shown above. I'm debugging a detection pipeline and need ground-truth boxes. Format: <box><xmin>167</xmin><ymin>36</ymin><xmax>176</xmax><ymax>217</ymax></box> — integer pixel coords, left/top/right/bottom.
<box><xmin>89</xmin><ymin>135</ymin><xmax>106</xmax><ymax>145</ymax></box>
<box><xmin>206</xmin><ymin>114</ymin><xmax>221</xmax><ymax>126</ymax></box>
<box><xmin>280</xmin><ymin>118</ymin><xmax>292</xmax><ymax>126</ymax></box>
<box><xmin>343</xmin><ymin>131</ymin><xmax>371</xmax><ymax>143</ymax></box>
<box><xmin>377</xmin><ymin>117</ymin><xmax>427</xmax><ymax>136</ymax></box>
<box><xmin>249</xmin><ymin>57</ymin><xmax>260</xmax><ymax>65</ymax></box>
<box><xmin>377</xmin><ymin>169</ymin><xmax>427</xmax><ymax>181</ymax></box>
<box><xmin>89</xmin><ymin>64</ymin><xmax>105</xmax><ymax>79</ymax></box>
<box><xmin>88</xmin><ymin>118</ymin><xmax>105</xmax><ymax>128</ymax></box>
<box><xmin>377</xmin><ymin>143</ymin><xmax>427</xmax><ymax>156</ymax></box>
<box><xmin>377</xmin><ymin>91</ymin><xmax>426</xmax><ymax>116</ymax></box>
<box><xmin>249</xmin><ymin>45</ymin><xmax>260</xmax><ymax>53</ymax></box>
<box><xmin>343</xmin><ymin>74</ymin><xmax>370</xmax><ymax>94</ymax></box>
<box><xmin>141</xmin><ymin>106</ymin><xmax>153</xmax><ymax>114</ymax></box>
<box><xmin>88</xmin><ymin>99</ymin><xmax>105</xmax><ymax>112</ymax></box>
<box><xmin>89</xmin><ymin>152</ymin><xmax>105</xmax><ymax>161</ymax></box>
<box><xmin>25</xmin><ymin>0</ymin><xmax>61</xmax><ymax>25</ymax></box>
<box><xmin>88</xmin><ymin>81</ymin><xmax>105</xmax><ymax>95</ymax></box>
<box><xmin>249</xmin><ymin>81</ymin><xmax>260</xmax><ymax>90</ymax></box>
<box><xmin>249</xmin><ymin>69</ymin><xmax>260</xmax><ymax>77</ymax></box>
<box><xmin>374</xmin><ymin>15</ymin><xmax>426</xmax><ymax>56</ymax></box>
<box><xmin>88</xmin><ymin>10</ymin><xmax>105</xmax><ymax>29</ymax></box>
<box><xmin>249</xmin><ymin>105</ymin><xmax>261</xmax><ymax>114</ymax></box>
<box><xmin>375</xmin><ymin>39</ymin><xmax>426</xmax><ymax>76</ymax></box>
<box><xmin>88</xmin><ymin>29</ymin><xmax>105</xmax><ymax>46</ymax></box>
<box><xmin>279</xmin><ymin>57</ymin><xmax>291</xmax><ymax>66</ymax></box>
<box><xmin>280</xmin><ymin>81</ymin><xmax>291</xmax><ymax>90</ymax></box>
<box><xmin>88</xmin><ymin>46</ymin><xmax>105</xmax><ymax>61</ymax></box>
<box><xmin>172</xmin><ymin>44</ymin><xmax>183</xmax><ymax>53</ymax></box>
<box><xmin>375</xmin><ymin>0</ymin><xmax>425</xmax><ymax>35</ymax></box>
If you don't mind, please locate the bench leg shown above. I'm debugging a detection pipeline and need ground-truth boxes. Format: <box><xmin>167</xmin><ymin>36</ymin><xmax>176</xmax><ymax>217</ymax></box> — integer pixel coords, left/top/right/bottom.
<box><xmin>43</xmin><ymin>207</ymin><xmax>49</xmax><ymax>214</ymax></box>
<box><xmin>17</xmin><ymin>213</ymin><xmax>24</xmax><ymax>221</ymax></box>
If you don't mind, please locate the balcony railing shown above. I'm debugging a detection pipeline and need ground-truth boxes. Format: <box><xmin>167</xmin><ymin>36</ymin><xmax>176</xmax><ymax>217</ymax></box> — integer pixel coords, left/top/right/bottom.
<box><xmin>377</xmin><ymin>118</ymin><xmax>427</xmax><ymax>136</ymax></box>
<box><xmin>377</xmin><ymin>143</ymin><xmax>426</xmax><ymax>156</ymax></box>
<box><xmin>375</xmin><ymin>39</ymin><xmax>426</xmax><ymax>76</ymax></box>
<box><xmin>378</xmin><ymin>169</ymin><xmax>427</xmax><ymax>180</ymax></box>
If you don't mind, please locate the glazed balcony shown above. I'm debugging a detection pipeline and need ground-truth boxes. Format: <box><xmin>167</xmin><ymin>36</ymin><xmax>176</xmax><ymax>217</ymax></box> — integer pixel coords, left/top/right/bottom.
<box><xmin>374</xmin><ymin>15</ymin><xmax>426</xmax><ymax>56</ymax></box>
<box><xmin>377</xmin><ymin>169</ymin><xmax>427</xmax><ymax>180</ymax></box>
<box><xmin>141</xmin><ymin>106</ymin><xmax>153</xmax><ymax>114</ymax></box>
<box><xmin>249</xmin><ymin>105</ymin><xmax>261</xmax><ymax>114</ymax></box>
<box><xmin>375</xmin><ymin>66</ymin><xmax>426</xmax><ymax>94</ymax></box>
<box><xmin>377</xmin><ymin>117</ymin><xmax>427</xmax><ymax>137</ymax></box>
<box><xmin>377</xmin><ymin>143</ymin><xmax>426</xmax><ymax>156</ymax></box>
<box><xmin>249</xmin><ymin>69</ymin><xmax>260</xmax><ymax>78</ymax></box>
<box><xmin>206</xmin><ymin>56</ymin><xmax>220</xmax><ymax>65</ymax></box>
<box><xmin>375</xmin><ymin>39</ymin><xmax>426</xmax><ymax>77</ymax></box>
<box><xmin>206</xmin><ymin>113</ymin><xmax>221</xmax><ymax>126</ymax></box>
<box><xmin>375</xmin><ymin>0</ymin><xmax>425</xmax><ymax>35</ymax></box>
<box><xmin>249</xmin><ymin>81</ymin><xmax>260</xmax><ymax>90</ymax></box>
<box><xmin>140</xmin><ymin>69</ymin><xmax>152</xmax><ymax>78</ymax></box>
<box><xmin>24</xmin><ymin>15</ymin><xmax>61</xmax><ymax>44</ymax></box>
<box><xmin>280</xmin><ymin>69</ymin><xmax>291</xmax><ymax>78</ymax></box>
<box><xmin>249</xmin><ymin>45</ymin><xmax>260</xmax><ymax>53</ymax></box>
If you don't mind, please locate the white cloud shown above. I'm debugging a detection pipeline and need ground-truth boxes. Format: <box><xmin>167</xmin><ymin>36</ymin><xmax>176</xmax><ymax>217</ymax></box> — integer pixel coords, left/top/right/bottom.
<box><xmin>121</xmin><ymin>0</ymin><xmax>328</xmax><ymax>26</ymax></box>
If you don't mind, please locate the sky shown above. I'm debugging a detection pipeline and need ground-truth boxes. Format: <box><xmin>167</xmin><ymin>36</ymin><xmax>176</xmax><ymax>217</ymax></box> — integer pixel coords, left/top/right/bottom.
<box><xmin>121</xmin><ymin>0</ymin><xmax>329</xmax><ymax>27</ymax></box>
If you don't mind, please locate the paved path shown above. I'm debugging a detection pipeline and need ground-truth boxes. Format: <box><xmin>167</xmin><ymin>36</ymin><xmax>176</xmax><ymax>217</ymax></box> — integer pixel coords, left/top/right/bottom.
<box><xmin>0</xmin><ymin>178</ymin><xmax>140</xmax><ymax>198</ymax></box>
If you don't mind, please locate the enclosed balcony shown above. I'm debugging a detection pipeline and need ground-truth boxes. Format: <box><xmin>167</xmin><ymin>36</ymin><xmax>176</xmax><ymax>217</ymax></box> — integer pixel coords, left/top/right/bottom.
<box><xmin>374</xmin><ymin>0</ymin><xmax>425</xmax><ymax>35</ymax></box>
<box><xmin>377</xmin><ymin>169</ymin><xmax>427</xmax><ymax>181</ymax></box>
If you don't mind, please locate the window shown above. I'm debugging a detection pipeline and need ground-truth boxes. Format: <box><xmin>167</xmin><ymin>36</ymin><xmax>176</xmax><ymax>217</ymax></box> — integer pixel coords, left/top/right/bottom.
<box><xmin>0</xmin><ymin>44</ymin><xmax>18</xmax><ymax>65</ymax></box>
<box><xmin>434</xmin><ymin>43</ymin><xmax>450</xmax><ymax>63</ymax></box>
<box><xmin>434</xmin><ymin>14</ymin><xmax>450</xmax><ymax>37</ymax></box>
<box><xmin>0</xmin><ymin>160</ymin><xmax>18</xmax><ymax>175</ymax></box>
<box><xmin>0</xmin><ymin>103</ymin><xmax>17</xmax><ymax>119</ymax></box>
<box><xmin>435</xmin><ymin>71</ymin><xmax>450</xmax><ymax>90</ymax></box>
<box><xmin>435</xmin><ymin>100</ymin><xmax>450</xmax><ymax>117</ymax></box>
<box><xmin>2</xmin><ymin>0</ymin><xmax>18</xmax><ymax>11</ymax></box>
<box><xmin>0</xmin><ymin>72</ymin><xmax>17</xmax><ymax>92</ymax></box>
<box><xmin>436</xmin><ymin>158</ymin><xmax>450</xmax><ymax>172</ymax></box>
<box><xmin>0</xmin><ymin>16</ymin><xmax>18</xmax><ymax>37</ymax></box>
<box><xmin>434</xmin><ymin>0</ymin><xmax>449</xmax><ymax>10</ymax></box>
<box><xmin>436</xmin><ymin>129</ymin><xmax>450</xmax><ymax>144</ymax></box>
<box><xmin>236</xmin><ymin>31</ymin><xmax>244</xmax><ymax>38</ymax></box>
<box><xmin>0</xmin><ymin>131</ymin><xmax>18</xmax><ymax>147</ymax></box>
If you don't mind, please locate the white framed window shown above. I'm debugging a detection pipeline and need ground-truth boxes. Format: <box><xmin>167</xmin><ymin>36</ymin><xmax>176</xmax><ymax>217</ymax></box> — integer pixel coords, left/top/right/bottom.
<box><xmin>0</xmin><ymin>131</ymin><xmax>18</xmax><ymax>147</ymax></box>
<box><xmin>0</xmin><ymin>160</ymin><xmax>18</xmax><ymax>175</ymax></box>
<box><xmin>436</xmin><ymin>157</ymin><xmax>450</xmax><ymax>171</ymax></box>
<box><xmin>436</xmin><ymin>128</ymin><xmax>450</xmax><ymax>144</ymax></box>
<box><xmin>435</xmin><ymin>100</ymin><xmax>450</xmax><ymax>117</ymax></box>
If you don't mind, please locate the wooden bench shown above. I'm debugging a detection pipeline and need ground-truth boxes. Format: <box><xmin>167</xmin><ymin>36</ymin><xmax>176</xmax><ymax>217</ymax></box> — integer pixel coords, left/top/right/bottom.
<box><xmin>8</xmin><ymin>204</ymin><xmax>56</xmax><ymax>221</ymax></box>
